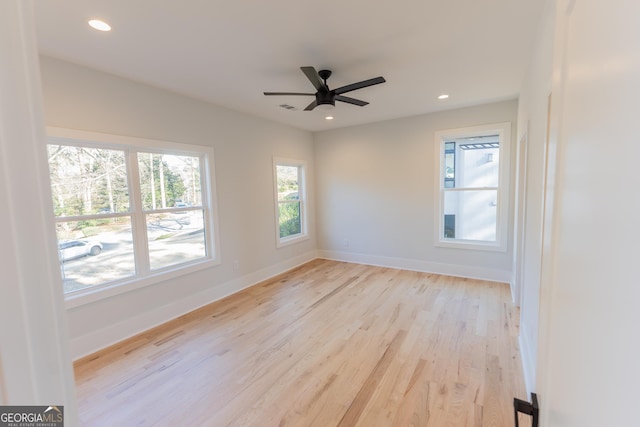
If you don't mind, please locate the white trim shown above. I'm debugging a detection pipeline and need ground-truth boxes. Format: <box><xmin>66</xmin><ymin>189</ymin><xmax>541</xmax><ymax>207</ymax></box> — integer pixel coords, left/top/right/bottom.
<box><xmin>434</xmin><ymin>238</ymin><xmax>508</xmax><ymax>252</ymax></box>
<box><xmin>277</xmin><ymin>233</ymin><xmax>310</xmax><ymax>248</ymax></box>
<box><xmin>46</xmin><ymin>127</ymin><xmax>222</xmax><ymax>306</ymax></box>
<box><xmin>519</xmin><ymin>330</ymin><xmax>536</xmax><ymax>396</ymax></box>
<box><xmin>434</xmin><ymin>122</ymin><xmax>511</xmax><ymax>252</ymax></box>
<box><xmin>70</xmin><ymin>250</ymin><xmax>318</xmax><ymax>360</ymax></box>
<box><xmin>509</xmin><ymin>279</ymin><xmax>518</xmax><ymax>305</ymax></box>
<box><xmin>0</xmin><ymin>0</ymin><xmax>77</xmax><ymax>415</ymax></box>
<box><xmin>317</xmin><ymin>250</ymin><xmax>512</xmax><ymax>283</ymax></box>
<box><xmin>512</xmin><ymin>129</ymin><xmax>530</xmax><ymax>307</ymax></box>
<box><xmin>273</xmin><ymin>157</ymin><xmax>308</xmax><ymax>248</ymax></box>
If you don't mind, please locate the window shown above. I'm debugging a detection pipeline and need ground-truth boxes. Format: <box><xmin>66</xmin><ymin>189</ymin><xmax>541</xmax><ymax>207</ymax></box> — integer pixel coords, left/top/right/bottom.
<box><xmin>273</xmin><ymin>158</ymin><xmax>307</xmax><ymax>247</ymax></box>
<box><xmin>435</xmin><ymin>122</ymin><xmax>511</xmax><ymax>251</ymax></box>
<box><xmin>47</xmin><ymin>128</ymin><xmax>220</xmax><ymax>302</ymax></box>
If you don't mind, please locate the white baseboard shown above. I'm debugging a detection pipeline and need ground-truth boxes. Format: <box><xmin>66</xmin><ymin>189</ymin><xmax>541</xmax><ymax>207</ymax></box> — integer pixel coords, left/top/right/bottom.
<box><xmin>317</xmin><ymin>250</ymin><xmax>512</xmax><ymax>283</ymax></box>
<box><xmin>70</xmin><ymin>250</ymin><xmax>318</xmax><ymax>360</ymax></box>
<box><xmin>519</xmin><ymin>331</ymin><xmax>536</xmax><ymax>396</ymax></box>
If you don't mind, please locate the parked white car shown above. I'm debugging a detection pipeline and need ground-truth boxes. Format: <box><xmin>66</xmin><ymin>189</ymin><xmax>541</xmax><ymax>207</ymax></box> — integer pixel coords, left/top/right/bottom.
<box><xmin>58</xmin><ymin>239</ymin><xmax>102</xmax><ymax>261</ymax></box>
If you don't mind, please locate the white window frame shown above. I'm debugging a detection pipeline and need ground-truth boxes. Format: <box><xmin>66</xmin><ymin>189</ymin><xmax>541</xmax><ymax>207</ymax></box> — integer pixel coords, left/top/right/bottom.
<box><xmin>434</xmin><ymin>122</ymin><xmax>511</xmax><ymax>251</ymax></box>
<box><xmin>273</xmin><ymin>157</ymin><xmax>308</xmax><ymax>248</ymax></box>
<box><xmin>47</xmin><ymin>127</ymin><xmax>221</xmax><ymax>308</ymax></box>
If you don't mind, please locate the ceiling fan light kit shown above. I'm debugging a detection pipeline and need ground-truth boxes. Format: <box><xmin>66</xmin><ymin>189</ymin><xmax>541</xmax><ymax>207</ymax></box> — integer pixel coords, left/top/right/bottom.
<box><xmin>264</xmin><ymin>66</ymin><xmax>386</xmax><ymax>112</ymax></box>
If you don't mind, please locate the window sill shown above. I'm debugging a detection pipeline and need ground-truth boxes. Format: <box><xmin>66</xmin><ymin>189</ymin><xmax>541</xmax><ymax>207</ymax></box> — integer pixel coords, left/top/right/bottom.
<box><xmin>435</xmin><ymin>239</ymin><xmax>507</xmax><ymax>252</ymax></box>
<box><xmin>64</xmin><ymin>257</ymin><xmax>220</xmax><ymax>309</ymax></box>
<box><xmin>276</xmin><ymin>234</ymin><xmax>309</xmax><ymax>249</ymax></box>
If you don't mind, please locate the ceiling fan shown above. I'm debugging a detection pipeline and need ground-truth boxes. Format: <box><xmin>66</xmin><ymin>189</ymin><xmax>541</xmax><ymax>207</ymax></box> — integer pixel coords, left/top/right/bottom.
<box><xmin>264</xmin><ymin>66</ymin><xmax>386</xmax><ymax>111</ymax></box>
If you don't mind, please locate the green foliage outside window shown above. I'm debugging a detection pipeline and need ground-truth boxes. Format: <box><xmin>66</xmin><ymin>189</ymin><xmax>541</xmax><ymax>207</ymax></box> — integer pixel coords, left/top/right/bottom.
<box><xmin>276</xmin><ymin>164</ymin><xmax>303</xmax><ymax>239</ymax></box>
<box><xmin>279</xmin><ymin>202</ymin><xmax>301</xmax><ymax>238</ymax></box>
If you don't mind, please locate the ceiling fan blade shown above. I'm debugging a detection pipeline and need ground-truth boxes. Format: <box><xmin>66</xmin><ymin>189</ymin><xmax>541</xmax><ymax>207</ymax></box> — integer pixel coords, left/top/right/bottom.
<box><xmin>301</xmin><ymin>66</ymin><xmax>327</xmax><ymax>91</ymax></box>
<box><xmin>334</xmin><ymin>76</ymin><xmax>386</xmax><ymax>95</ymax></box>
<box><xmin>264</xmin><ymin>92</ymin><xmax>315</xmax><ymax>96</ymax></box>
<box><xmin>335</xmin><ymin>95</ymin><xmax>369</xmax><ymax>107</ymax></box>
<box><xmin>304</xmin><ymin>100</ymin><xmax>318</xmax><ymax>111</ymax></box>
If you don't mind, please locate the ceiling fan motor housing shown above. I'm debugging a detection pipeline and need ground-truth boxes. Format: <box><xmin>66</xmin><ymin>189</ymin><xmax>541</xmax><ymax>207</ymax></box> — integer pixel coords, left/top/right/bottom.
<box><xmin>316</xmin><ymin>70</ymin><xmax>335</xmax><ymax>107</ymax></box>
<box><xmin>316</xmin><ymin>89</ymin><xmax>335</xmax><ymax>107</ymax></box>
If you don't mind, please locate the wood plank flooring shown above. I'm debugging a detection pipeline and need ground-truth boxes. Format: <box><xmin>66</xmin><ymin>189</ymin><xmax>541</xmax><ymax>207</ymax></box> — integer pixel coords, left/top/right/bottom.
<box><xmin>74</xmin><ymin>260</ymin><xmax>530</xmax><ymax>426</ymax></box>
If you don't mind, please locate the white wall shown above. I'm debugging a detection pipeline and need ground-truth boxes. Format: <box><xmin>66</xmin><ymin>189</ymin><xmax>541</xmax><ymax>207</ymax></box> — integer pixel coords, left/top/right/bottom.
<box><xmin>314</xmin><ymin>100</ymin><xmax>517</xmax><ymax>282</ymax></box>
<box><xmin>522</xmin><ymin>0</ymin><xmax>640</xmax><ymax>425</ymax></box>
<box><xmin>39</xmin><ymin>57</ymin><xmax>317</xmax><ymax>359</ymax></box>
<box><xmin>514</xmin><ymin>0</ymin><xmax>557</xmax><ymax>393</ymax></box>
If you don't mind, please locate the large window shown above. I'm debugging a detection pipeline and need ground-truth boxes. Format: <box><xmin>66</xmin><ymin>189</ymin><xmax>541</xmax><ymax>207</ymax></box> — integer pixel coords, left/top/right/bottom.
<box><xmin>435</xmin><ymin>123</ymin><xmax>511</xmax><ymax>251</ymax></box>
<box><xmin>47</xmin><ymin>128</ymin><xmax>219</xmax><ymax>302</ymax></box>
<box><xmin>273</xmin><ymin>158</ymin><xmax>308</xmax><ymax>247</ymax></box>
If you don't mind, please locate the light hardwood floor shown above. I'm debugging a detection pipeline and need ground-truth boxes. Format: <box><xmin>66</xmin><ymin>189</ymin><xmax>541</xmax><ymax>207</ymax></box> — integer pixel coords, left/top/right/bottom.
<box><xmin>74</xmin><ymin>260</ymin><xmax>530</xmax><ymax>426</ymax></box>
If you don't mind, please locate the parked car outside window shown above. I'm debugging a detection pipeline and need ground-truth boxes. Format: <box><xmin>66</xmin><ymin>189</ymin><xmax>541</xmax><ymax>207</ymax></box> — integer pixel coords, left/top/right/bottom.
<box><xmin>58</xmin><ymin>239</ymin><xmax>102</xmax><ymax>261</ymax></box>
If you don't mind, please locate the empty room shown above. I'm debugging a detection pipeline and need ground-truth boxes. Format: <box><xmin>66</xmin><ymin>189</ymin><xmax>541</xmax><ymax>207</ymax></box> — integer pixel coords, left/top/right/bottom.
<box><xmin>2</xmin><ymin>0</ymin><xmax>639</xmax><ymax>426</ymax></box>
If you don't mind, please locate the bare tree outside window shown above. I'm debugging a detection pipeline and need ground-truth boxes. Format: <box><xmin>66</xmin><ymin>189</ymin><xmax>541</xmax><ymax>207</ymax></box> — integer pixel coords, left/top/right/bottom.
<box><xmin>46</xmin><ymin>131</ymin><xmax>218</xmax><ymax>296</ymax></box>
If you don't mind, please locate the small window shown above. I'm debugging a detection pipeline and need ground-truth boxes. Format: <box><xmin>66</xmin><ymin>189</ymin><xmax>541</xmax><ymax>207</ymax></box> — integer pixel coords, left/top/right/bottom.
<box><xmin>273</xmin><ymin>158</ymin><xmax>308</xmax><ymax>247</ymax></box>
<box><xmin>46</xmin><ymin>128</ymin><xmax>220</xmax><ymax>301</ymax></box>
<box><xmin>434</xmin><ymin>123</ymin><xmax>511</xmax><ymax>251</ymax></box>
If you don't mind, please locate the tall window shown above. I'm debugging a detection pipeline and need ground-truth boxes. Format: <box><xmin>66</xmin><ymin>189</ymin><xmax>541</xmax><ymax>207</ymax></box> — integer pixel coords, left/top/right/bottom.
<box><xmin>273</xmin><ymin>158</ymin><xmax>307</xmax><ymax>247</ymax></box>
<box><xmin>47</xmin><ymin>128</ymin><xmax>219</xmax><ymax>300</ymax></box>
<box><xmin>435</xmin><ymin>123</ymin><xmax>511</xmax><ymax>251</ymax></box>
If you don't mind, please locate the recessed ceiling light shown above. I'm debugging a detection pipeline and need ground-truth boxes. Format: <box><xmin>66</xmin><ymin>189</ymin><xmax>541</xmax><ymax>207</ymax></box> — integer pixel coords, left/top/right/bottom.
<box><xmin>325</xmin><ymin>116</ymin><xmax>334</xmax><ymax>120</ymax></box>
<box><xmin>88</xmin><ymin>19</ymin><xmax>111</xmax><ymax>32</ymax></box>
<box><xmin>438</xmin><ymin>94</ymin><xmax>449</xmax><ymax>100</ymax></box>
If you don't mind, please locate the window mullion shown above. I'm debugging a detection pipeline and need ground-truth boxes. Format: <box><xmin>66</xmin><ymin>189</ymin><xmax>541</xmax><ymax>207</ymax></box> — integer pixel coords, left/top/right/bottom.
<box><xmin>127</xmin><ymin>150</ymin><xmax>151</xmax><ymax>275</ymax></box>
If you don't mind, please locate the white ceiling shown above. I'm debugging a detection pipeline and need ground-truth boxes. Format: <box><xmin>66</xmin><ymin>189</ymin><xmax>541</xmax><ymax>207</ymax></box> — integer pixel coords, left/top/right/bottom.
<box><xmin>34</xmin><ymin>0</ymin><xmax>544</xmax><ymax>132</ymax></box>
